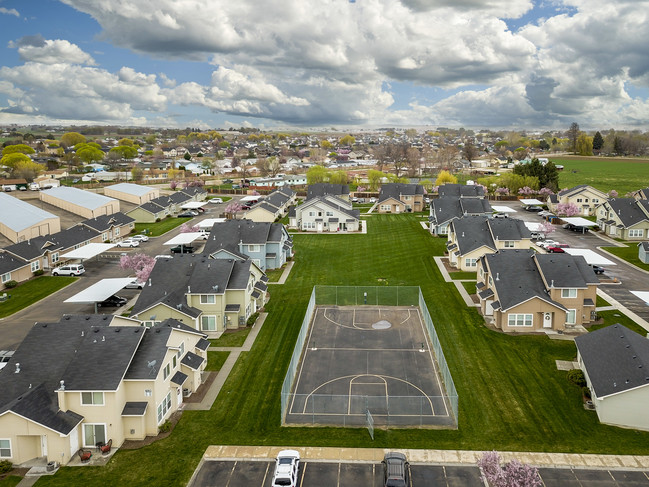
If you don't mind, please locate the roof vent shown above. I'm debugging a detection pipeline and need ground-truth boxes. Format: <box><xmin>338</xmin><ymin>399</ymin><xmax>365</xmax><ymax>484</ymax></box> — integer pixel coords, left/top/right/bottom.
<box><xmin>59</xmin><ymin>380</ymin><xmax>64</xmax><ymax>390</ymax></box>
<box><xmin>14</xmin><ymin>363</ymin><xmax>20</xmax><ymax>374</ymax></box>
<box><xmin>550</xmin><ymin>280</ymin><xmax>554</xmax><ymax>288</ymax></box>
<box><xmin>81</xmin><ymin>330</ymin><xmax>84</xmax><ymax>337</ymax></box>
<box><xmin>495</xmin><ymin>273</ymin><xmax>499</xmax><ymax>281</ymax></box>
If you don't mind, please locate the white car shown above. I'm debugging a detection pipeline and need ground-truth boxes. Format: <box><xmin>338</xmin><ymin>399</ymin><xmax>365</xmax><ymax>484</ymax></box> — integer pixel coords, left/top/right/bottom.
<box><xmin>52</xmin><ymin>264</ymin><xmax>85</xmax><ymax>276</ymax></box>
<box><xmin>537</xmin><ymin>240</ymin><xmax>558</xmax><ymax>249</ymax></box>
<box><xmin>272</xmin><ymin>450</ymin><xmax>300</xmax><ymax>487</ymax></box>
<box><xmin>209</xmin><ymin>197</ymin><xmax>223</xmax><ymax>204</ymax></box>
<box><xmin>124</xmin><ymin>278</ymin><xmax>146</xmax><ymax>289</ymax></box>
<box><xmin>369</xmin><ymin>197</ymin><xmax>377</xmax><ymax>203</ymax></box>
<box><xmin>130</xmin><ymin>234</ymin><xmax>149</xmax><ymax>242</ymax></box>
<box><xmin>117</xmin><ymin>239</ymin><xmax>140</xmax><ymax>248</ymax></box>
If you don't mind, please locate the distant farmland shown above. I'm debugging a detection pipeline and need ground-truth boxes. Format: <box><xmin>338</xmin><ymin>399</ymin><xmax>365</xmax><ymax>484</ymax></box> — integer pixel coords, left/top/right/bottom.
<box><xmin>549</xmin><ymin>156</ymin><xmax>649</xmax><ymax>195</ymax></box>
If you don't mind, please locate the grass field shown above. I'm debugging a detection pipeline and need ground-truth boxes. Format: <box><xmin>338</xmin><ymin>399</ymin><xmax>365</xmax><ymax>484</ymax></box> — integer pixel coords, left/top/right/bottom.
<box><xmin>264</xmin><ymin>266</ymin><xmax>285</xmax><ymax>282</ymax></box>
<box><xmin>210</xmin><ymin>327</ymin><xmax>251</xmax><ymax>347</ymax></box>
<box><xmin>37</xmin><ymin>214</ymin><xmax>649</xmax><ymax>487</ymax></box>
<box><xmin>205</xmin><ymin>352</ymin><xmax>230</xmax><ymax>371</ymax></box>
<box><xmin>549</xmin><ymin>157</ymin><xmax>649</xmax><ymax>195</ymax></box>
<box><xmin>0</xmin><ymin>276</ymin><xmax>76</xmax><ymax>318</ymax></box>
<box><xmin>133</xmin><ymin>217</ymin><xmax>193</xmax><ymax>237</ymax></box>
<box><xmin>449</xmin><ymin>271</ymin><xmax>477</xmax><ymax>280</ymax></box>
<box><xmin>601</xmin><ymin>244</ymin><xmax>649</xmax><ymax>271</ymax></box>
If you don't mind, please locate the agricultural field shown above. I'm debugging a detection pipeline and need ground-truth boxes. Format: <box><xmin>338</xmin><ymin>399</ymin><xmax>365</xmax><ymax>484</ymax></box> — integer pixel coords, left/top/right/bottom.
<box><xmin>549</xmin><ymin>156</ymin><xmax>649</xmax><ymax>195</ymax></box>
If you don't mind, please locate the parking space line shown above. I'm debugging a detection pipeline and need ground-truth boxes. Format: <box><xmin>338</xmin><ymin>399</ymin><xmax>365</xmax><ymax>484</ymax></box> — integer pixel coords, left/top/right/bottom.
<box><xmin>225</xmin><ymin>461</ymin><xmax>237</xmax><ymax>487</ymax></box>
<box><xmin>260</xmin><ymin>462</ymin><xmax>270</xmax><ymax>487</ymax></box>
<box><xmin>299</xmin><ymin>462</ymin><xmax>307</xmax><ymax>487</ymax></box>
<box><xmin>337</xmin><ymin>462</ymin><xmax>341</xmax><ymax>487</ymax></box>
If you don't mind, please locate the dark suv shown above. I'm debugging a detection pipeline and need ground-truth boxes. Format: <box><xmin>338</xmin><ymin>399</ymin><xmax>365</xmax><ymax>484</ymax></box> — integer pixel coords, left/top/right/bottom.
<box><xmin>383</xmin><ymin>452</ymin><xmax>409</xmax><ymax>487</ymax></box>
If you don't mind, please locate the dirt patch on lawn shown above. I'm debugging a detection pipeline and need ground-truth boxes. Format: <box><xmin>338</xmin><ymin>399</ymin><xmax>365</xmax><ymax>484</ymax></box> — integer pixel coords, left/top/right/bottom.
<box><xmin>183</xmin><ymin>371</ymin><xmax>216</xmax><ymax>403</ymax></box>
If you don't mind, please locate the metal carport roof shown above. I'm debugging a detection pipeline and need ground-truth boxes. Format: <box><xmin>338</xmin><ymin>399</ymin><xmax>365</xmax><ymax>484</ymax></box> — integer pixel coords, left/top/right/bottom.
<box><xmin>64</xmin><ymin>278</ymin><xmax>135</xmax><ymax>303</ymax></box>
<box><xmin>59</xmin><ymin>243</ymin><xmax>116</xmax><ymax>260</ymax></box>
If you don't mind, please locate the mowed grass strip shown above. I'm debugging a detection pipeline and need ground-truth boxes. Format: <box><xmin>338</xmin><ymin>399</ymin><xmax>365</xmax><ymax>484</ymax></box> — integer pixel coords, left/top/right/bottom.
<box><xmin>38</xmin><ymin>215</ymin><xmax>649</xmax><ymax>487</ymax></box>
<box><xmin>601</xmin><ymin>244</ymin><xmax>649</xmax><ymax>272</ymax></box>
<box><xmin>549</xmin><ymin>157</ymin><xmax>649</xmax><ymax>195</ymax></box>
<box><xmin>210</xmin><ymin>327</ymin><xmax>251</xmax><ymax>347</ymax></box>
<box><xmin>0</xmin><ymin>276</ymin><xmax>76</xmax><ymax>318</ymax></box>
<box><xmin>133</xmin><ymin>217</ymin><xmax>192</xmax><ymax>237</ymax></box>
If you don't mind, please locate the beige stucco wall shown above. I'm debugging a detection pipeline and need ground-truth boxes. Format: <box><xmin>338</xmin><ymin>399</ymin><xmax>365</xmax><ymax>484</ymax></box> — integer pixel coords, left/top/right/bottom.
<box><xmin>40</xmin><ymin>193</ymin><xmax>120</xmax><ymax>219</ymax></box>
<box><xmin>1</xmin><ymin>265</ymin><xmax>32</xmax><ymax>289</ymax></box>
<box><xmin>551</xmin><ymin>187</ymin><xmax>607</xmax><ymax>216</ymax></box>
<box><xmin>548</xmin><ymin>285</ymin><xmax>597</xmax><ymax>325</ymax></box>
<box><xmin>134</xmin><ymin>304</ymin><xmax>199</xmax><ymax>330</ymax></box>
<box><xmin>494</xmin><ymin>299</ymin><xmax>567</xmax><ymax>332</ymax></box>
<box><xmin>246</xmin><ymin>208</ymin><xmax>277</xmax><ymax>223</ymax></box>
<box><xmin>126</xmin><ymin>207</ymin><xmax>166</xmax><ymax>223</ymax></box>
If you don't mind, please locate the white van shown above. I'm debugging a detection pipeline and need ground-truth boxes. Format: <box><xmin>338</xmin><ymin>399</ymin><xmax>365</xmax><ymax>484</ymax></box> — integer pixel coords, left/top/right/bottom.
<box><xmin>52</xmin><ymin>264</ymin><xmax>85</xmax><ymax>276</ymax></box>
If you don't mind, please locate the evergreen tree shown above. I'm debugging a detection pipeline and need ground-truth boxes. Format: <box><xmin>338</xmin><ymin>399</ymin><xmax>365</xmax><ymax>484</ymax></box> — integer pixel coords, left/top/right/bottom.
<box><xmin>592</xmin><ymin>131</ymin><xmax>604</xmax><ymax>153</ymax></box>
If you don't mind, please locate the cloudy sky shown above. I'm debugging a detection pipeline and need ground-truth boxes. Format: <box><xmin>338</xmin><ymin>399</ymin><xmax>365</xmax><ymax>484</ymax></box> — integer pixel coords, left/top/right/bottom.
<box><xmin>0</xmin><ymin>0</ymin><xmax>648</xmax><ymax>130</ymax></box>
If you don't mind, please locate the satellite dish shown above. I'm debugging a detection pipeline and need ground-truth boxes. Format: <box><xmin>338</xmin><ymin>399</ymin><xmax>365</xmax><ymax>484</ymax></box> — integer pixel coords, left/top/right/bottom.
<box><xmin>147</xmin><ymin>360</ymin><xmax>157</xmax><ymax>368</ymax></box>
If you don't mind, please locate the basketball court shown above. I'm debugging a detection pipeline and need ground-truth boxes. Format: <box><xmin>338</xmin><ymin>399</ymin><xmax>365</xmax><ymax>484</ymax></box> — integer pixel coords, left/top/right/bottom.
<box><xmin>284</xmin><ymin>305</ymin><xmax>455</xmax><ymax>428</ymax></box>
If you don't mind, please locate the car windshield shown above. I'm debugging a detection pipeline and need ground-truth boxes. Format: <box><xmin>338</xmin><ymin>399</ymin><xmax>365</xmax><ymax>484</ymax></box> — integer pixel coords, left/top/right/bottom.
<box><xmin>386</xmin><ymin>480</ymin><xmax>406</xmax><ymax>487</ymax></box>
<box><xmin>278</xmin><ymin>458</ymin><xmax>293</xmax><ymax>464</ymax></box>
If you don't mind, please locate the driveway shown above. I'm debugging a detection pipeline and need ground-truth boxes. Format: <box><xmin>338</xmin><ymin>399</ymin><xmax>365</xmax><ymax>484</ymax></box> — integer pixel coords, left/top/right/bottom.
<box><xmin>495</xmin><ymin>201</ymin><xmax>649</xmax><ymax>324</ymax></box>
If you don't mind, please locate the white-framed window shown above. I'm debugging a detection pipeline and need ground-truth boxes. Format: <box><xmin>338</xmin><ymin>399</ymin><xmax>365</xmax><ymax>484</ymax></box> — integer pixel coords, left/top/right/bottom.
<box><xmin>566</xmin><ymin>309</ymin><xmax>577</xmax><ymax>324</ymax></box>
<box><xmin>83</xmin><ymin>424</ymin><xmax>106</xmax><ymax>447</ymax></box>
<box><xmin>1</xmin><ymin>272</ymin><xmax>10</xmax><ymax>283</ymax></box>
<box><xmin>380</xmin><ymin>205</ymin><xmax>391</xmax><ymax>211</ymax></box>
<box><xmin>178</xmin><ymin>341</ymin><xmax>185</xmax><ymax>358</ymax></box>
<box><xmin>200</xmin><ymin>294</ymin><xmax>215</xmax><ymax>304</ymax></box>
<box><xmin>561</xmin><ymin>288</ymin><xmax>578</xmax><ymax>298</ymax></box>
<box><xmin>51</xmin><ymin>252</ymin><xmax>59</xmax><ymax>263</ymax></box>
<box><xmin>465</xmin><ymin>258</ymin><xmax>477</xmax><ymax>267</ymax></box>
<box><xmin>592</xmin><ymin>199</ymin><xmax>599</xmax><ymax>203</ymax></box>
<box><xmin>325</xmin><ymin>211</ymin><xmax>334</xmax><ymax>216</ymax></box>
<box><xmin>172</xmin><ymin>355</ymin><xmax>177</xmax><ymax>368</ymax></box>
<box><xmin>577</xmin><ymin>198</ymin><xmax>583</xmax><ymax>203</ymax></box>
<box><xmin>503</xmin><ymin>241</ymin><xmax>515</xmax><ymax>248</ymax></box>
<box><xmin>31</xmin><ymin>261</ymin><xmax>40</xmax><ymax>272</ymax></box>
<box><xmin>308</xmin><ymin>211</ymin><xmax>315</xmax><ymax>217</ymax></box>
<box><xmin>102</xmin><ymin>232</ymin><xmax>108</xmax><ymax>241</ymax></box>
<box><xmin>508</xmin><ymin>313</ymin><xmax>533</xmax><ymax>327</ymax></box>
<box><xmin>201</xmin><ymin>315</ymin><xmax>216</xmax><ymax>331</ymax></box>
<box><xmin>81</xmin><ymin>391</ymin><xmax>104</xmax><ymax>405</ymax></box>
<box><xmin>157</xmin><ymin>391</ymin><xmax>172</xmax><ymax>424</ymax></box>
<box><xmin>248</xmin><ymin>244</ymin><xmax>260</xmax><ymax>252</ymax></box>
<box><xmin>0</xmin><ymin>439</ymin><xmax>11</xmax><ymax>458</ymax></box>
<box><xmin>629</xmin><ymin>229</ymin><xmax>644</xmax><ymax>238</ymax></box>
<box><xmin>163</xmin><ymin>363</ymin><xmax>170</xmax><ymax>380</ymax></box>
<box><xmin>488</xmin><ymin>276</ymin><xmax>493</xmax><ymax>286</ymax></box>
<box><xmin>115</xmin><ymin>227</ymin><xmax>120</xmax><ymax>236</ymax></box>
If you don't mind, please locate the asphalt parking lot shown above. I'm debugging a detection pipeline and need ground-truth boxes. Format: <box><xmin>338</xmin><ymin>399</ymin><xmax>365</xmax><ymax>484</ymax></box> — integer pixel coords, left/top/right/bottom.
<box><xmin>190</xmin><ymin>460</ymin><xmax>649</xmax><ymax>487</ymax></box>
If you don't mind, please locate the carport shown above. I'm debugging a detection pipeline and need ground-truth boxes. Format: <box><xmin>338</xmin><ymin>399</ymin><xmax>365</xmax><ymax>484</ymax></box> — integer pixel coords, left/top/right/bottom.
<box><xmin>563</xmin><ymin>248</ymin><xmax>617</xmax><ymax>266</ymax></box>
<box><xmin>59</xmin><ymin>243</ymin><xmax>117</xmax><ymax>263</ymax></box>
<box><xmin>561</xmin><ymin>217</ymin><xmax>598</xmax><ymax>233</ymax></box>
<box><xmin>64</xmin><ymin>277</ymin><xmax>134</xmax><ymax>313</ymax></box>
<box><xmin>491</xmin><ymin>205</ymin><xmax>517</xmax><ymax>213</ymax></box>
<box><xmin>196</xmin><ymin>218</ymin><xmax>226</xmax><ymax>230</ymax></box>
<box><xmin>181</xmin><ymin>201</ymin><xmax>207</xmax><ymax>211</ymax></box>
<box><xmin>520</xmin><ymin>198</ymin><xmax>544</xmax><ymax>206</ymax></box>
<box><xmin>163</xmin><ymin>232</ymin><xmax>203</xmax><ymax>253</ymax></box>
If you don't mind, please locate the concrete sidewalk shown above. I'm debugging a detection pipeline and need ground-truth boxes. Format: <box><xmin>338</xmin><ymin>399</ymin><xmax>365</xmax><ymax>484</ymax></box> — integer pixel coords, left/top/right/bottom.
<box><xmin>185</xmin><ymin>313</ymin><xmax>268</xmax><ymax>410</ymax></box>
<box><xmin>202</xmin><ymin>445</ymin><xmax>649</xmax><ymax>470</ymax></box>
<box><xmin>268</xmin><ymin>261</ymin><xmax>294</xmax><ymax>285</ymax></box>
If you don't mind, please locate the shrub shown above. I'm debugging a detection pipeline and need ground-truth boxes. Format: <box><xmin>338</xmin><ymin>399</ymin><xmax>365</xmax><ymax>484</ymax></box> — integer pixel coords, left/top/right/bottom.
<box><xmin>4</xmin><ymin>280</ymin><xmax>17</xmax><ymax>289</ymax></box>
<box><xmin>246</xmin><ymin>312</ymin><xmax>260</xmax><ymax>327</ymax></box>
<box><xmin>567</xmin><ymin>369</ymin><xmax>587</xmax><ymax>387</ymax></box>
<box><xmin>33</xmin><ymin>269</ymin><xmax>44</xmax><ymax>276</ymax></box>
<box><xmin>582</xmin><ymin>386</ymin><xmax>592</xmax><ymax>399</ymax></box>
<box><xmin>158</xmin><ymin>420</ymin><xmax>172</xmax><ymax>434</ymax></box>
<box><xmin>0</xmin><ymin>460</ymin><xmax>12</xmax><ymax>474</ymax></box>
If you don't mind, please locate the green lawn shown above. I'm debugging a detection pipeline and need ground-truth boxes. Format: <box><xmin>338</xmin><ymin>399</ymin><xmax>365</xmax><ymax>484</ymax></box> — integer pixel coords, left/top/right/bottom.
<box><xmin>449</xmin><ymin>271</ymin><xmax>477</xmax><ymax>280</ymax></box>
<box><xmin>133</xmin><ymin>217</ymin><xmax>192</xmax><ymax>237</ymax></box>
<box><xmin>601</xmin><ymin>244</ymin><xmax>649</xmax><ymax>271</ymax></box>
<box><xmin>37</xmin><ymin>214</ymin><xmax>649</xmax><ymax>487</ymax></box>
<box><xmin>590</xmin><ymin>310</ymin><xmax>648</xmax><ymax>336</ymax></box>
<box><xmin>461</xmin><ymin>281</ymin><xmax>476</xmax><ymax>294</ymax></box>
<box><xmin>595</xmin><ymin>295</ymin><xmax>611</xmax><ymax>307</ymax></box>
<box><xmin>0</xmin><ymin>276</ymin><xmax>76</xmax><ymax>318</ymax></box>
<box><xmin>549</xmin><ymin>157</ymin><xmax>649</xmax><ymax>195</ymax></box>
<box><xmin>265</xmin><ymin>266</ymin><xmax>285</xmax><ymax>283</ymax></box>
<box><xmin>0</xmin><ymin>476</ymin><xmax>22</xmax><ymax>487</ymax></box>
<box><xmin>205</xmin><ymin>352</ymin><xmax>230</xmax><ymax>371</ymax></box>
<box><xmin>210</xmin><ymin>328</ymin><xmax>251</xmax><ymax>347</ymax></box>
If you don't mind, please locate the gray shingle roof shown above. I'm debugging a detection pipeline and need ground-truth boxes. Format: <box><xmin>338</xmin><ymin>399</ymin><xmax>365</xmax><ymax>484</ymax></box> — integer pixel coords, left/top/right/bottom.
<box><xmin>534</xmin><ymin>253</ymin><xmax>599</xmax><ymax>288</ymax></box>
<box><xmin>0</xmin><ymin>251</ymin><xmax>30</xmax><ymax>274</ymax></box>
<box><xmin>604</xmin><ymin>198</ymin><xmax>649</xmax><ymax>228</ymax></box>
<box><xmin>170</xmin><ymin>371</ymin><xmax>188</xmax><ymax>386</ymax></box>
<box><xmin>80</xmin><ymin>212</ymin><xmax>134</xmax><ymax>232</ymax></box>
<box><xmin>196</xmin><ymin>338</ymin><xmax>210</xmax><ymax>351</ymax></box>
<box><xmin>3</xmin><ymin>226</ymin><xmax>100</xmax><ymax>261</ymax></box>
<box><xmin>438</xmin><ymin>183</ymin><xmax>484</xmax><ymax>198</ymax></box>
<box><xmin>378</xmin><ymin>183</ymin><xmax>424</xmax><ymax>203</ymax></box>
<box><xmin>307</xmin><ymin>183</ymin><xmax>349</xmax><ymax>200</ymax></box>
<box><xmin>180</xmin><ymin>351</ymin><xmax>204</xmax><ymax>370</ymax></box>
<box><xmin>575</xmin><ymin>324</ymin><xmax>649</xmax><ymax>398</ymax></box>
<box><xmin>122</xmin><ymin>401</ymin><xmax>148</xmax><ymax>416</ymax></box>
<box><xmin>431</xmin><ymin>197</ymin><xmax>492</xmax><ymax>226</ymax></box>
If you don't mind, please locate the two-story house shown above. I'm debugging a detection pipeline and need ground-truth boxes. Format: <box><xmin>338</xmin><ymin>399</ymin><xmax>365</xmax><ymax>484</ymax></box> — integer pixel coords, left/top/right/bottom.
<box><xmin>447</xmin><ymin>216</ymin><xmax>532</xmax><ymax>271</ymax></box>
<box><xmin>306</xmin><ymin>183</ymin><xmax>350</xmax><ymax>202</ymax></box>
<box><xmin>203</xmin><ymin>219</ymin><xmax>293</xmax><ymax>270</ymax></box>
<box><xmin>547</xmin><ymin>185</ymin><xmax>607</xmax><ymax>216</ymax></box>
<box><xmin>429</xmin><ymin>197</ymin><xmax>492</xmax><ymax>235</ymax></box>
<box><xmin>290</xmin><ymin>195</ymin><xmax>360</xmax><ymax>232</ymax></box>
<box><xmin>596</xmin><ymin>198</ymin><xmax>649</xmax><ymax>240</ymax></box>
<box><xmin>0</xmin><ymin>315</ymin><xmax>207</xmax><ymax>466</ymax></box>
<box><xmin>246</xmin><ymin>187</ymin><xmax>297</xmax><ymax>223</ymax></box>
<box><xmin>78</xmin><ymin>212</ymin><xmax>135</xmax><ymax>242</ymax></box>
<box><xmin>377</xmin><ymin>183</ymin><xmax>425</xmax><ymax>213</ymax></box>
<box><xmin>476</xmin><ymin>249</ymin><xmax>598</xmax><ymax>332</ymax></box>
<box><xmin>130</xmin><ymin>254</ymin><xmax>267</xmax><ymax>335</ymax></box>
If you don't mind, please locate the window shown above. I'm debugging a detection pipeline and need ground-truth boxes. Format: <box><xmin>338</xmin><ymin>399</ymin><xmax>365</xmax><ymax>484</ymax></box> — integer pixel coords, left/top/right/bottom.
<box><xmin>0</xmin><ymin>439</ymin><xmax>11</xmax><ymax>458</ymax></box>
<box><xmin>503</xmin><ymin>241</ymin><xmax>515</xmax><ymax>248</ymax></box>
<box><xmin>51</xmin><ymin>252</ymin><xmax>59</xmax><ymax>263</ymax></box>
<box><xmin>157</xmin><ymin>391</ymin><xmax>172</xmax><ymax>424</ymax></box>
<box><xmin>592</xmin><ymin>199</ymin><xmax>599</xmax><ymax>203</ymax></box>
<box><xmin>178</xmin><ymin>341</ymin><xmax>185</xmax><ymax>358</ymax></box>
<box><xmin>81</xmin><ymin>391</ymin><xmax>104</xmax><ymax>405</ymax></box>
<box><xmin>464</xmin><ymin>258</ymin><xmax>477</xmax><ymax>267</ymax></box>
<box><xmin>629</xmin><ymin>229</ymin><xmax>644</xmax><ymax>238</ymax></box>
<box><xmin>200</xmin><ymin>294</ymin><xmax>216</xmax><ymax>304</ymax></box>
<box><xmin>201</xmin><ymin>315</ymin><xmax>216</xmax><ymax>331</ymax></box>
<box><xmin>566</xmin><ymin>309</ymin><xmax>577</xmax><ymax>324</ymax></box>
<box><xmin>31</xmin><ymin>261</ymin><xmax>40</xmax><ymax>272</ymax></box>
<box><xmin>172</xmin><ymin>355</ymin><xmax>177</xmax><ymax>368</ymax></box>
<box><xmin>308</xmin><ymin>211</ymin><xmax>315</xmax><ymax>217</ymax></box>
<box><xmin>561</xmin><ymin>288</ymin><xmax>577</xmax><ymax>298</ymax></box>
<box><xmin>115</xmin><ymin>227</ymin><xmax>120</xmax><ymax>236</ymax></box>
<box><xmin>380</xmin><ymin>205</ymin><xmax>391</xmax><ymax>211</ymax></box>
<box><xmin>508</xmin><ymin>314</ymin><xmax>533</xmax><ymax>327</ymax></box>
<box><xmin>248</xmin><ymin>244</ymin><xmax>260</xmax><ymax>252</ymax></box>
<box><xmin>325</xmin><ymin>211</ymin><xmax>334</xmax><ymax>216</ymax></box>
<box><xmin>577</xmin><ymin>198</ymin><xmax>583</xmax><ymax>203</ymax></box>
<box><xmin>1</xmin><ymin>272</ymin><xmax>10</xmax><ymax>283</ymax></box>
<box><xmin>252</xmin><ymin>259</ymin><xmax>261</xmax><ymax>268</ymax></box>
<box><xmin>163</xmin><ymin>363</ymin><xmax>170</xmax><ymax>380</ymax></box>
<box><xmin>83</xmin><ymin>424</ymin><xmax>106</xmax><ymax>447</ymax></box>
<box><xmin>488</xmin><ymin>276</ymin><xmax>493</xmax><ymax>286</ymax></box>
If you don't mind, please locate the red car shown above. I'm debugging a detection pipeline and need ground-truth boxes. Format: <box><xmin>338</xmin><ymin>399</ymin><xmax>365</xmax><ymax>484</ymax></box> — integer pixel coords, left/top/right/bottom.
<box><xmin>546</xmin><ymin>246</ymin><xmax>565</xmax><ymax>253</ymax></box>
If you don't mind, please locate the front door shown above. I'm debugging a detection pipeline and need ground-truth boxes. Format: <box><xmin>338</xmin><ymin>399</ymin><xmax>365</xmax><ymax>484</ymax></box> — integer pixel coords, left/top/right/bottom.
<box><xmin>317</xmin><ymin>221</ymin><xmax>323</xmax><ymax>232</ymax></box>
<box><xmin>543</xmin><ymin>312</ymin><xmax>553</xmax><ymax>328</ymax></box>
<box><xmin>41</xmin><ymin>435</ymin><xmax>48</xmax><ymax>457</ymax></box>
<box><xmin>176</xmin><ymin>386</ymin><xmax>183</xmax><ymax>406</ymax></box>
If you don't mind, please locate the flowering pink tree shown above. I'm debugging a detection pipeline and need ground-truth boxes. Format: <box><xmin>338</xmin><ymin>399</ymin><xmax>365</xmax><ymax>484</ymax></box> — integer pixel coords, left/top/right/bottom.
<box><xmin>179</xmin><ymin>222</ymin><xmax>200</xmax><ymax>233</ymax></box>
<box><xmin>169</xmin><ymin>180</ymin><xmax>177</xmax><ymax>190</ymax></box>
<box><xmin>357</xmin><ymin>186</ymin><xmax>366</xmax><ymax>192</ymax></box>
<box><xmin>538</xmin><ymin>187</ymin><xmax>553</xmax><ymax>197</ymax></box>
<box><xmin>495</xmin><ymin>187</ymin><xmax>509</xmax><ymax>196</ymax></box>
<box><xmin>120</xmin><ymin>253</ymin><xmax>156</xmax><ymax>282</ymax></box>
<box><xmin>540</xmin><ymin>220</ymin><xmax>556</xmax><ymax>237</ymax></box>
<box><xmin>225</xmin><ymin>201</ymin><xmax>242</xmax><ymax>219</ymax></box>
<box><xmin>518</xmin><ymin>186</ymin><xmax>535</xmax><ymax>195</ymax></box>
<box><xmin>478</xmin><ymin>451</ymin><xmax>541</xmax><ymax>487</ymax></box>
<box><xmin>556</xmin><ymin>202</ymin><xmax>580</xmax><ymax>216</ymax></box>
<box><xmin>608</xmin><ymin>190</ymin><xmax>618</xmax><ymax>198</ymax></box>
